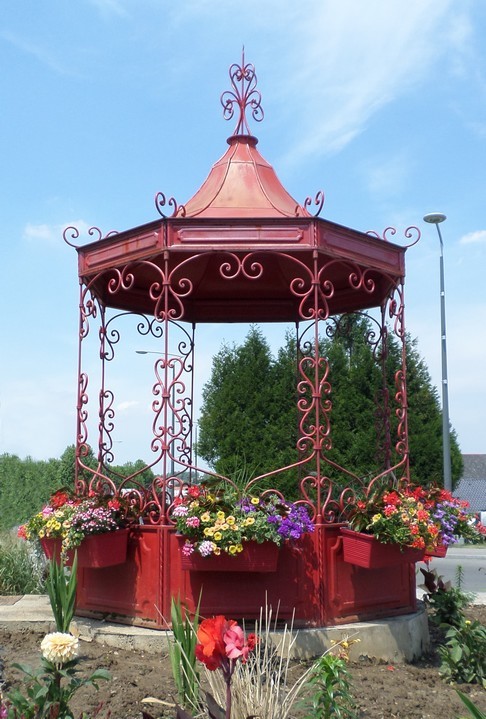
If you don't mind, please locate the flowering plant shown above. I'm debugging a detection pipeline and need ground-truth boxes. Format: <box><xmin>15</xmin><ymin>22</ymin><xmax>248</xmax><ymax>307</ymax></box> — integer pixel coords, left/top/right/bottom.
<box><xmin>347</xmin><ymin>483</ymin><xmax>482</xmax><ymax>551</ymax></box>
<box><xmin>18</xmin><ymin>488</ymin><xmax>134</xmax><ymax>552</ymax></box>
<box><xmin>0</xmin><ymin>556</ymin><xmax>110</xmax><ymax>719</ymax></box>
<box><xmin>172</xmin><ymin>484</ymin><xmax>314</xmax><ymax>559</ymax></box>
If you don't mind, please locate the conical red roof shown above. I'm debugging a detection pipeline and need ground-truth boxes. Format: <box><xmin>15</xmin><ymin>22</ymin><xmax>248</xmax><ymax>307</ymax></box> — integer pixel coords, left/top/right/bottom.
<box><xmin>183</xmin><ymin>134</ymin><xmax>310</xmax><ymax>218</ymax></box>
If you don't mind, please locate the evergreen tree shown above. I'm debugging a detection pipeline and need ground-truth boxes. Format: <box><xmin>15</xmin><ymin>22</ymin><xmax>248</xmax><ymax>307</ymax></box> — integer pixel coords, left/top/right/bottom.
<box><xmin>197</xmin><ymin>316</ymin><xmax>463</xmax><ymax>493</ymax></box>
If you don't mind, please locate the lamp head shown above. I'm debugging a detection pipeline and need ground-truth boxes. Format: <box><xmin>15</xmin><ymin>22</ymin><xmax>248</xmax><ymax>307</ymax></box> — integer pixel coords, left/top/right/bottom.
<box><xmin>423</xmin><ymin>212</ymin><xmax>447</xmax><ymax>224</ymax></box>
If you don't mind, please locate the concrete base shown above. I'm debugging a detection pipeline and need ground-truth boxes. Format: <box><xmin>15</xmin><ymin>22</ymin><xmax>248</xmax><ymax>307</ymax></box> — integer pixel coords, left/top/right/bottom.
<box><xmin>0</xmin><ymin>595</ymin><xmax>429</xmax><ymax>662</ymax></box>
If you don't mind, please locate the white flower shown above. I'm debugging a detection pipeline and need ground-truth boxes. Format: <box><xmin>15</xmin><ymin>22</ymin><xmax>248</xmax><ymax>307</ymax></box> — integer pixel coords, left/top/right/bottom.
<box><xmin>41</xmin><ymin>632</ymin><xmax>79</xmax><ymax>664</ymax></box>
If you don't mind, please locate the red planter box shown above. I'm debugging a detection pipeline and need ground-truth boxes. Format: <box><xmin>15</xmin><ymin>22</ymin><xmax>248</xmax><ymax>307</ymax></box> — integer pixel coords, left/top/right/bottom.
<box><xmin>424</xmin><ymin>543</ymin><xmax>448</xmax><ymax>560</ymax></box>
<box><xmin>341</xmin><ymin>528</ymin><xmax>425</xmax><ymax>569</ymax></box>
<box><xmin>40</xmin><ymin>529</ymin><xmax>129</xmax><ymax>569</ymax></box>
<box><xmin>178</xmin><ymin>538</ymin><xmax>279</xmax><ymax>572</ymax></box>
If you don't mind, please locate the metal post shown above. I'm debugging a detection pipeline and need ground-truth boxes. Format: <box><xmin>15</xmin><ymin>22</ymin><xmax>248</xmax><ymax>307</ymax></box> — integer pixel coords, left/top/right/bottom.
<box><xmin>423</xmin><ymin>213</ymin><xmax>452</xmax><ymax>491</ymax></box>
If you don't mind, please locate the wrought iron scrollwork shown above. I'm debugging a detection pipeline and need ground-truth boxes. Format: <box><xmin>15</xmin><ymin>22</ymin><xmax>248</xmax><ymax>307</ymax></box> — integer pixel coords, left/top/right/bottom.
<box><xmin>154</xmin><ymin>192</ymin><xmax>186</xmax><ymax>219</ymax></box>
<box><xmin>303</xmin><ymin>190</ymin><xmax>325</xmax><ymax>217</ymax></box>
<box><xmin>221</xmin><ymin>49</ymin><xmax>264</xmax><ymax>136</ymax></box>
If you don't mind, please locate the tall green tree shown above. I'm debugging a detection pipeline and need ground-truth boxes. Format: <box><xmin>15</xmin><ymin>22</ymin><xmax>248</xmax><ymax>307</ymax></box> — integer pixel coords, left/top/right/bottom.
<box><xmin>197</xmin><ymin>316</ymin><xmax>463</xmax><ymax>492</ymax></box>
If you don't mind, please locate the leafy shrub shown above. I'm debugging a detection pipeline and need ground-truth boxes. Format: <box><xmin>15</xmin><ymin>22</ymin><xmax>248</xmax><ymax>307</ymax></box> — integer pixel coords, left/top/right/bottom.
<box><xmin>438</xmin><ymin>620</ymin><xmax>486</xmax><ymax>686</ymax></box>
<box><xmin>420</xmin><ymin>566</ymin><xmax>474</xmax><ymax>627</ymax></box>
<box><xmin>0</xmin><ymin>532</ymin><xmax>46</xmax><ymax>595</ymax></box>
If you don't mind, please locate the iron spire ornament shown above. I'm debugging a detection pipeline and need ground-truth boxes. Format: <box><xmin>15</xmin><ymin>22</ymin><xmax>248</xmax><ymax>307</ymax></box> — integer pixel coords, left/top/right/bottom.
<box><xmin>221</xmin><ymin>48</ymin><xmax>264</xmax><ymax>136</ymax></box>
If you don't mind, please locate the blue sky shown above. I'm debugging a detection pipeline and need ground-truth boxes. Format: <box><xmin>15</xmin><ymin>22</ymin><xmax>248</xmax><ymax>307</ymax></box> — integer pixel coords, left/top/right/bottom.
<box><xmin>1</xmin><ymin>0</ymin><xmax>485</xmax><ymax>465</ymax></box>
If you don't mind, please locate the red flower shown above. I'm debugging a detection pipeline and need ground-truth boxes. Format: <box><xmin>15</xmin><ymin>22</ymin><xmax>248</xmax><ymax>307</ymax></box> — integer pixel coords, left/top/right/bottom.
<box><xmin>187</xmin><ymin>486</ymin><xmax>201</xmax><ymax>499</ymax></box>
<box><xmin>108</xmin><ymin>499</ymin><xmax>121</xmax><ymax>510</ymax></box>
<box><xmin>195</xmin><ymin>616</ymin><xmax>258</xmax><ymax>671</ymax></box>
<box><xmin>383</xmin><ymin>491</ymin><xmax>400</xmax><ymax>506</ymax></box>
<box><xmin>50</xmin><ymin>490</ymin><xmax>70</xmax><ymax>509</ymax></box>
<box><xmin>195</xmin><ymin>616</ymin><xmax>235</xmax><ymax>671</ymax></box>
<box><xmin>17</xmin><ymin>525</ymin><xmax>27</xmax><ymax>540</ymax></box>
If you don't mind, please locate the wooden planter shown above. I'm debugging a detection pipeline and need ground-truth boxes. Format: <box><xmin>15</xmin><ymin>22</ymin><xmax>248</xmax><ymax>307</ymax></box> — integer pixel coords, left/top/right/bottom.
<box><xmin>178</xmin><ymin>538</ymin><xmax>279</xmax><ymax>572</ymax></box>
<box><xmin>340</xmin><ymin>528</ymin><xmax>425</xmax><ymax>569</ymax></box>
<box><xmin>40</xmin><ymin>529</ymin><xmax>130</xmax><ymax>569</ymax></box>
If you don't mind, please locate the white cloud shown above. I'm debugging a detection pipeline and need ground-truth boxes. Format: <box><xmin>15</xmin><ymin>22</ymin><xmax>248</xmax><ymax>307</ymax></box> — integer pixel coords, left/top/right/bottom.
<box><xmin>117</xmin><ymin>400</ymin><xmax>139</xmax><ymax>412</ymax></box>
<box><xmin>23</xmin><ymin>220</ymin><xmax>105</xmax><ymax>248</ymax></box>
<box><xmin>278</xmin><ymin>0</ymin><xmax>456</xmax><ymax>165</ymax></box>
<box><xmin>459</xmin><ymin>230</ymin><xmax>486</xmax><ymax>245</ymax></box>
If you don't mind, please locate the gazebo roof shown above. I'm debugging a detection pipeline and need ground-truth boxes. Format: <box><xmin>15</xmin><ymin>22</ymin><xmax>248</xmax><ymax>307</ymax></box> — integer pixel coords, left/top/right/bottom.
<box><xmin>74</xmin><ymin>54</ymin><xmax>408</xmax><ymax>323</ymax></box>
<box><xmin>182</xmin><ymin>134</ymin><xmax>311</xmax><ymax>219</ymax></box>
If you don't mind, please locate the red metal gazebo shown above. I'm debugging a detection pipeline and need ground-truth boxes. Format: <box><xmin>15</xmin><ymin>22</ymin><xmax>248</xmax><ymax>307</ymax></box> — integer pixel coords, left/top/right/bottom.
<box><xmin>66</xmin><ymin>56</ymin><xmax>421</xmax><ymax>628</ymax></box>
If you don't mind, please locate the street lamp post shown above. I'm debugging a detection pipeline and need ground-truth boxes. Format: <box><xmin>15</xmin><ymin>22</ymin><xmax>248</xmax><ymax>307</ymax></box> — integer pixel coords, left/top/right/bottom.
<box><xmin>423</xmin><ymin>212</ymin><xmax>452</xmax><ymax>492</ymax></box>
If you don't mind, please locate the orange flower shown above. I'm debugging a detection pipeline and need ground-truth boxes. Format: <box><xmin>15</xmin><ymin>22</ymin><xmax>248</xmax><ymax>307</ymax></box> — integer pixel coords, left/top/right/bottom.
<box><xmin>195</xmin><ymin>615</ymin><xmax>236</xmax><ymax>670</ymax></box>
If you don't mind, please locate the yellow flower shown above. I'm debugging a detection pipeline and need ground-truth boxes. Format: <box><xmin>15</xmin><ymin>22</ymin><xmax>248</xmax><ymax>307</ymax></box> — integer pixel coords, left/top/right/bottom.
<box><xmin>235</xmin><ymin>544</ymin><xmax>243</xmax><ymax>553</ymax></box>
<box><xmin>217</xmin><ymin>511</ymin><xmax>225</xmax><ymax>521</ymax></box>
<box><xmin>213</xmin><ymin>545</ymin><xmax>221</xmax><ymax>555</ymax></box>
<box><xmin>214</xmin><ymin>531</ymin><xmax>222</xmax><ymax>541</ymax></box>
<box><xmin>204</xmin><ymin>527</ymin><xmax>215</xmax><ymax>537</ymax></box>
<box><xmin>250</xmin><ymin>497</ymin><xmax>260</xmax><ymax>505</ymax></box>
<box><xmin>245</xmin><ymin>517</ymin><xmax>255</xmax><ymax>526</ymax></box>
<box><xmin>228</xmin><ymin>545</ymin><xmax>238</xmax><ymax>555</ymax></box>
<box><xmin>226</xmin><ymin>516</ymin><xmax>236</xmax><ymax>525</ymax></box>
<box><xmin>201</xmin><ymin>512</ymin><xmax>211</xmax><ymax>523</ymax></box>
<box><xmin>41</xmin><ymin>632</ymin><xmax>78</xmax><ymax>665</ymax></box>
<box><xmin>220</xmin><ymin>523</ymin><xmax>229</xmax><ymax>531</ymax></box>
<box><xmin>371</xmin><ymin>514</ymin><xmax>382</xmax><ymax>523</ymax></box>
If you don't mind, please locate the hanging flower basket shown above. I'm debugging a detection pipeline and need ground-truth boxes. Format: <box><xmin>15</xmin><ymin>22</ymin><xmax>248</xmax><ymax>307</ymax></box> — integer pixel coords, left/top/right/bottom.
<box><xmin>40</xmin><ymin>529</ymin><xmax>130</xmax><ymax>569</ymax></box>
<box><xmin>340</xmin><ymin>528</ymin><xmax>426</xmax><ymax>569</ymax></box>
<box><xmin>178</xmin><ymin>538</ymin><xmax>279</xmax><ymax>572</ymax></box>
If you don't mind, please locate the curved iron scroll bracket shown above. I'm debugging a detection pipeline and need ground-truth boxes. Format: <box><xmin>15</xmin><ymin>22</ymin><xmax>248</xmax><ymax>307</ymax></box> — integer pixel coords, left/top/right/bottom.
<box><xmin>367</xmin><ymin>225</ymin><xmax>421</xmax><ymax>249</ymax></box>
<box><xmin>154</xmin><ymin>192</ymin><xmax>186</xmax><ymax>219</ymax></box>
<box><xmin>63</xmin><ymin>225</ymin><xmax>119</xmax><ymax>248</ymax></box>
<box><xmin>302</xmin><ymin>190</ymin><xmax>325</xmax><ymax>217</ymax></box>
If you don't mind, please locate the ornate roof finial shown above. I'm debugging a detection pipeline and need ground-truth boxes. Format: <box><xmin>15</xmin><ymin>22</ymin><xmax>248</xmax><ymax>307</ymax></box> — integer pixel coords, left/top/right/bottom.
<box><xmin>221</xmin><ymin>48</ymin><xmax>264</xmax><ymax>136</ymax></box>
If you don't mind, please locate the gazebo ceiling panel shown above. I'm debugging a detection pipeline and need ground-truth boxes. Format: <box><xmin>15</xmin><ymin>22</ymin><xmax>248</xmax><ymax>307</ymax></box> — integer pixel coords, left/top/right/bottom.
<box><xmin>83</xmin><ymin>247</ymin><xmax>398</xmax><ymax>323</ymax></box>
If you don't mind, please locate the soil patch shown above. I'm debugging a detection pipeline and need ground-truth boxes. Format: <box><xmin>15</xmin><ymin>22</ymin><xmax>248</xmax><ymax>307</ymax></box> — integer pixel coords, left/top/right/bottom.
<box><xmin>1</xmin><ymin>606</ymin><xmax>485</xmax><ymax>719</ymax></box>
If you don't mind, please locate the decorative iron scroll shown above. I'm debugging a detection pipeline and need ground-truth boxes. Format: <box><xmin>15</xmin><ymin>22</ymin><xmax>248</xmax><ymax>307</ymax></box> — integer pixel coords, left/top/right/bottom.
<box><xmin>63</xmin><ymin>225</ymin><xmax>118</xmax><ymax>248</ymax></box>
<box><xmin>367</xmin><ymin>225</ymin><xmax>421</xmax><ymax>249</ymax></box>
<box><xmin>221</xmin><ymin>49</ymin><xmax>264</xmax><ymax>136</ymax></box>
<box><xmin>154</xmin><ymin>192</ymin><xmax>186</xmax><ymax>219</ymax></box>
<box><xmin>303</xmin><ymin>190</ymin><xmax>325</xmax><ymax>217</ymax></box>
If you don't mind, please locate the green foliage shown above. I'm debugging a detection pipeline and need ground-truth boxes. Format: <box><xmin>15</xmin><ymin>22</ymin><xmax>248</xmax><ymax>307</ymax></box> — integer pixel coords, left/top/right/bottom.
<box><xmin>420</xmin><ymin>567</ymin><xmax>474</xmax><ymax>627</ymax></box>
<box><xmin>1</xmin><ymin>554</ymin><xmax>111</xmax><ymax>718</ymax></box>
<box><xmin>198</xmin><ymin>326</ymin><xmax>299</xmax><ymax>497</ymax></box>
<box><xmin>168</xmin><ymin>595</ymin><xmax>201</xmax><ymax>712</ymax></box>
<box><xmin>0</xmin><ymin>533</ymin><xmax>46</xmax><ymax>595</ymax></box>
<box><xmin>46</xmin><ymin>555</ymin><xmax>78</xmax><ymax>633</ymax></box>
<box><xmin>404</xmin><ymin>337</ymin><xmax>463</xmax><ymax>489</ymax></box>
<box><xmin>456</xmin><ymin>690</ymin><xmax>486</xmax><ymax>719</ymax></box>
<box><xmin>301</xmin><ymin>652</ymin><xmax>357</xmax><ymax>719</ymax></box>
<box><xmin>4</xmin><ymin>659</ymin><xmax>111</xmax><ymax>719</ymax></box>
<box><xmin>197</xmin><ymin>317</ymin><xmax>462</xmax><ymax>495</ymax></box>
<box><xmin>438</xmin><ymin>619</ymin><xmax>486</xmax><ymax>686</ymax></box>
